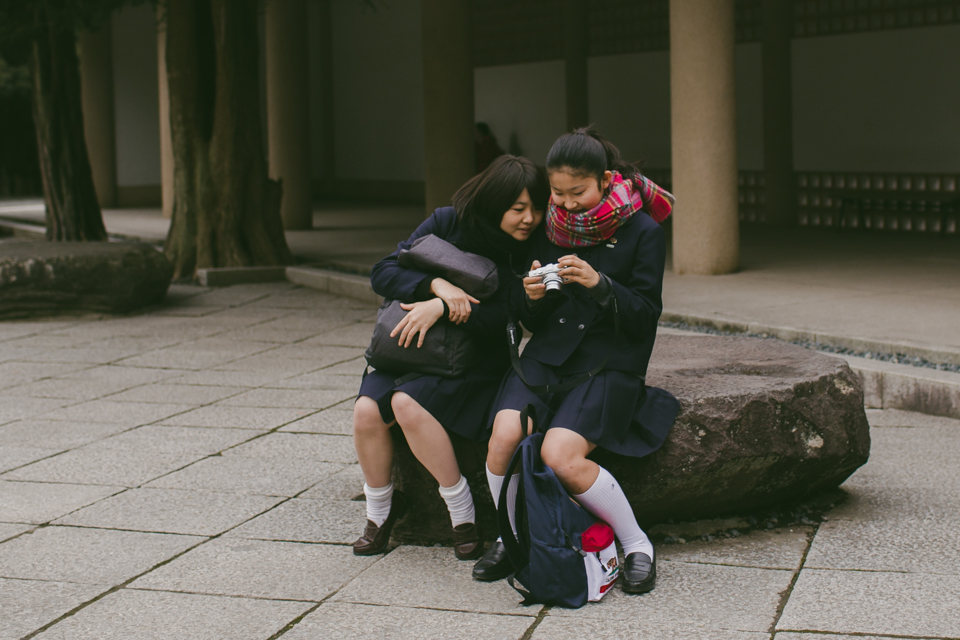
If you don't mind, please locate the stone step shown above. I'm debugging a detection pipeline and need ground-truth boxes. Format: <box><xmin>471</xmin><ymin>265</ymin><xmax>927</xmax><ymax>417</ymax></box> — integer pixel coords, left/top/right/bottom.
<box><xmin>285</xmin><ymin>266</ymin><xmax>382</xmax><ymax>305</ymax></box>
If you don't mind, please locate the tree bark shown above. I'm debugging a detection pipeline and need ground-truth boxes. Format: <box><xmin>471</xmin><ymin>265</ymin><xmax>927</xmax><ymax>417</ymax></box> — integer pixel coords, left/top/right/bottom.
<box><xmin>162</xmin><ymin>0</ymin><xmax>292</xmax><ymax>280</ymax></box>
<box><xmin>30</xmin><ymin>1</ymin><xmax>107</xmax><ymax>241</ymax></box>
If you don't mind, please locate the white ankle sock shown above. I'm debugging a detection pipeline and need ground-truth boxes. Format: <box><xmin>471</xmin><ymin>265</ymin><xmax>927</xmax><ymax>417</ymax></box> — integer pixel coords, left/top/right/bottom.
<box><xmin>485</xmin><ymin>465</ymin><xmax>519</xmax><ymax>535</ymax></box>
<box><xmin>438</xmin><ymin>475</ymin><xmax>475</xmax><ymax>528</ymax></box>
<box><xmin>574</xmin><ymin>467</ymin><xmax>653</xmax><ymax>558</ymax></box>
<box><xmin>363</xmin><ymin>482</ymin><xmax>393</xmax><ymax>527</ymax></box>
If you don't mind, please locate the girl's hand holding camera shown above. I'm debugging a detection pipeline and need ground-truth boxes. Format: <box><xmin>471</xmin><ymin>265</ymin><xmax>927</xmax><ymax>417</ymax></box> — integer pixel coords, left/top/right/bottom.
<box><xmin>430</xmin><ymin>278</ymin><xmax>479</xmax><ymax>324</ymax></box>
<box><xmin>523</xmin><ymin>260</ymin><xmax>548</xmax><ymax>300</ymax></box>
<box><xmin>558</xmin><ymin>254</ymin><xmax>600</xmax><ymax>288</ymax></box>
<box><xmin>524</xmin><ymin>256</ymin><xmax>601</xmax><ymax>301</ymax></box>
<box><xmin>391</xmin><ymin>299</ymin><xmax>445</xmax><ymax>348</ymax></box>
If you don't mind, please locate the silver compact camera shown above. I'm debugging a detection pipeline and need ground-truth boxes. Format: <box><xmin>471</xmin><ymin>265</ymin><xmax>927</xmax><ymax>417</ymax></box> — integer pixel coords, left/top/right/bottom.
<box><xmin>526</xmin><ymin>263</ymin><xmax>564</xmax><ymax>298</ymax></box>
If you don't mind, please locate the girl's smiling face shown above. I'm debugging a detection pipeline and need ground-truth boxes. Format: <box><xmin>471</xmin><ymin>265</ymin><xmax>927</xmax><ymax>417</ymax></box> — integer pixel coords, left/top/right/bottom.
<box><xmin>549</xmin><ymin>168</ymin><xmax>612</xmax><ymax>213</ymax></box>
<box><xmin>499</xmin><ymin>188</ymin><xmax>544</xmax><ymax>240</ymax></box>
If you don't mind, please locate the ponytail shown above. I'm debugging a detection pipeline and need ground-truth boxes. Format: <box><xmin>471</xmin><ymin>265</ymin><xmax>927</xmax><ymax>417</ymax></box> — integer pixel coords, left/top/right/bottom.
<box><xmin>546</xmin><ymin>125</ymin><xmax>642</xmax><ymax>185</ymax></box>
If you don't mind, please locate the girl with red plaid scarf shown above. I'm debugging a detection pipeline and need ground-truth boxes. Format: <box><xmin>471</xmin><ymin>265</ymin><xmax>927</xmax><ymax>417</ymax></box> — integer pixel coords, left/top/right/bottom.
<box><xmin>473</xmin><ymin>127</ymin><xmax>679</xmax><ymax>595</ymax></box>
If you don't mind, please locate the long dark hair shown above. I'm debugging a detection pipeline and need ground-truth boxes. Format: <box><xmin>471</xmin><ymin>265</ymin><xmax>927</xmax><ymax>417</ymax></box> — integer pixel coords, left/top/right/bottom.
<box><xmin>451</xmin><ymin>155</ymin><xmax>549</xmax><ymax>232</ymax></box>
<box><xmin>545</xmin><ymin>125</ymin><xmax>642</xmax><ymax>185</ymax></box>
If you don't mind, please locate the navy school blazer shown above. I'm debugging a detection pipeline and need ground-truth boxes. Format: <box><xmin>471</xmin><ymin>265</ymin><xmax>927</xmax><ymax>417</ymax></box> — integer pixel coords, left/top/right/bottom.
<box><xmin>370</xmin><ymin>206</ymin><xmax>521</xmax><ymax>374</ymax></box>
<box><xmin>515</xmin><ymin>210</ymin><xmax>666</xmax><ymax>378</ymax></box>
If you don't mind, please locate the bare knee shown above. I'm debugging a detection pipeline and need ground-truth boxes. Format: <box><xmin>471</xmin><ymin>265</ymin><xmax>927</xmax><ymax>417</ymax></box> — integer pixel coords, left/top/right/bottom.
<box><xmin>390</xmin><ymin>392</ymin><xmax>421</xmax><ymax>428</ymax></box>
<box><xmin>354</xmin><ymin>396</ymin><xmax>389</xmax><ymax>437</ymax></box>
<box><xmin>541</xmin><ymin>440</ymin><xmax>584</xmax><ymax>483</ymax></box>
<box><xmin>487</xmin><ymin>411</ymin><xmax>524</xmax><ymax>469</ymax></box>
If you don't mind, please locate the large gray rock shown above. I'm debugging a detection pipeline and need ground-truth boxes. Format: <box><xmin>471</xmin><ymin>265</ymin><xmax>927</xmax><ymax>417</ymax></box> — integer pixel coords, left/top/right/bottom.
<box><xmin>391</xmin><ymin>333</ymin><xmax>871</xmax><ymax>544</ymax></box>
<box><xmin>0</xmin><ymin>241</ymin><xmax>172</xmax><ymax>318</ymax></box>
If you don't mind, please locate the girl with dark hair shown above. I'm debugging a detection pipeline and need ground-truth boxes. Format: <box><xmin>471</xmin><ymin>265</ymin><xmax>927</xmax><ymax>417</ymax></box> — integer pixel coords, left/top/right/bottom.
<box><xmin>352</xmin><ymin>155</ymin><xmax>549</xmax><ymax>560</ymax></box>
<box><xmin>473</xmin><ymin>127</ymin><xmax>679</xmax><ymax>594</ymax></box>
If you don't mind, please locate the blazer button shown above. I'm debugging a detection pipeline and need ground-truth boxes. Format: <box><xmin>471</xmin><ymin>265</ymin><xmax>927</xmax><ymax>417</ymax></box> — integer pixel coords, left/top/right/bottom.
<box><xmin>559</xmin><ymin>318</ymin><xmax>566</xmax><ymax>324</ymax></box>
<box><xmin>578</xmin><ymin>324</ymin><xmax>585</xmax><ymax>330</ymax></box>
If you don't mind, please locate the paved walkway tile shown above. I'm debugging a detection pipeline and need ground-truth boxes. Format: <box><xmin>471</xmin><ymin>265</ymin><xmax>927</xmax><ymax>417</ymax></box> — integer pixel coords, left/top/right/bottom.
<box><xmin>298</xmin><ymin>464</ymin><xmax>365</xmax><ymax>500</ymax></box>
<box><xmin>332</xmin><ymin>546</ymin><xmax>543</xmax><ymax>616</ymax></box>
<box><xmin>0</xmin><ymin>481</ymin><xmax>122</xmax><ymax>524</ymax></box>
<box><xmin>105</xmin><ymin>383</ymin><xmax>246</xmax><ymax>405</ymax></box>
<box><xmin>549</xmin><ymin>561</ymin><xmax>792</xmax><ymax>632</ymax></box>
<box><xmin>146</xmin><ymin>457</ymin><xmax>344</xmax><ymax>497</ymax></box>
<box><xmin>279</xmin><ymin>409</ymin><xmax>354</xmax><ymax>435</ymax></box>
<box><xmin>0</xmin><ymin>526</ymin><xmax>203</xmax><ymax>584</ymax></box>
<box><xmin>0</xmin><ymin>523</ymin><xmax>30</xmax><ymax>542</ymax></box>
<box><xmin>0</xmin><ymin>397</ymin><xmax>70</xmax><ymax>425</ymax></box>
<box><xmin>282</xmin><ymin>602</ymin><xmax>535</xmax><ymax>640</ymax></box>
<box><xmin>660</xmin><ymin>527</ymin><xmax>812</xmax><ymax>571</ymax></box>
<box><xmin>130</xmin><ymin>538</ymin><xmax>377</xmax><ymax>601</ymax></box>
<box><xmin>805</xmin><ymin>508</ymin><xmax>960</xmax><ymax>575</ymax></box>
<box><xmin>0</xmin><ymin>420</ymin><xmax>135</xmax><ymax>450</ymax></box>
<box><xmin>159</xmin><ymin>405</ymin><xmax>313</xmax><ymax>429</ymax></box>
<box><xmin>37</xmin><ymin>400</ymin><xmax>193</xmax><ymax>425</ymax></box>
<box><xmin>0</xmin><ymin>362</ymin><xmax>89</xmax><ymax>389</ymax></box>
<box><xmin>775</xmin><ymin>635</ymin><xmax>899</xmax><ymax>640</ymax></box>
<box><xmin>31</xmin><ymin>589</ymin><xmax>311</xmax><ymax>640</ymax></box>
<box><xmin>302</xmin><ymin>323</ymin><xmax>377</xmax><ymax>348</ymax></box>
<box><xmin>216</xmin><ymin>388</ymin><xmax>353</xmax><ymax>410</ymax></box>
<box><xmin>0</xmin><ymin>446</ymin><xmax>62</xmax><ymax>473</ymax></box>
<box><xmin>224</xmin><ymin>432</ymin><xmax>357</xmax><ymax>464</ymax></box>
<box><xmin>54</xmin><ymin>487</ymin><xmax>283</xmax><ymax>536</ymax></box>
<box><xmin>224</xmin><ymin>497</ymin><xmax>365</xmax><ymax>544</ymax></box>
<box><xmin>267</xmin><ymin>372</ymin><xmax>362</xmax><ymax>391</ymax></box>
<box><xmin>531</xmin><ymin>617</ymin><xmax>768</xmax><ymax>639</ymax></box>
<box><xmin>2</xmin><ymin>444</ymin><xmax>203</xmax><ymax>487</ymax></box>
<box><xmin>94</xmin><ymin>425</ymin><xmax>259</xmax><ymax>455</ymax></box>
<box><xmin>0</xmin><ymin>577</ymin><xmax>105</xmax><ymax>640</ymax></box>
<box><xmin>777</xmin><ymin>568</ymin><xmax>960</xmax><ymax>638</ymax></box>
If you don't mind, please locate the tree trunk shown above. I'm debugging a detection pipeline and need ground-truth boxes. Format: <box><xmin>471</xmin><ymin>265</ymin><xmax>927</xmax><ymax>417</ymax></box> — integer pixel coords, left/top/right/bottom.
<box><xmin>162</xmin><ymin>0</ymin><xmax>292</xmax><ymax>280</ymax></box>
<box><xmin>30</xmin><ymin>1</ymin><xmax>107</xmax><ymax>241</ymax></box>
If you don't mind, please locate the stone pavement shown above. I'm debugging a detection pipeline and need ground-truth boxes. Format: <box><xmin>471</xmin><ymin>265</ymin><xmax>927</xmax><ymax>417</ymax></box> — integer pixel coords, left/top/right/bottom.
<box><xmin>2</xmin><ymin>282</ymin><xmax>959</xmax><ymax>639</ymax></box>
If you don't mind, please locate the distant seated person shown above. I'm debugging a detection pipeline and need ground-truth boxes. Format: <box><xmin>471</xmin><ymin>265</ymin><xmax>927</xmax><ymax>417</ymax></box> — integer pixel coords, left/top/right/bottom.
<box><xmin>475</xmin><ymin>122</ymin><xmax>505</xmax><ymax>173</ymax></box>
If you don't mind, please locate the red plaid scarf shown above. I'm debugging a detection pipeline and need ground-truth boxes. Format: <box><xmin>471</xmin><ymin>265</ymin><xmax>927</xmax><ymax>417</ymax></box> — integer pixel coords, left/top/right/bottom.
<box><xmin>546</xmin><ymin>172</ymin><xmax>674</xmax><ymax>248</ymax></box>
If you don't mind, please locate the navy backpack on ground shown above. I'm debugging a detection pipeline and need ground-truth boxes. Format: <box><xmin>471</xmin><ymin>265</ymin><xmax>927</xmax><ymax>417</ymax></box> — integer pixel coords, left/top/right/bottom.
<box><xmin>498</xmin><ymin>406</ymin><xmax>619</xmax><ymax>608</ymax></box>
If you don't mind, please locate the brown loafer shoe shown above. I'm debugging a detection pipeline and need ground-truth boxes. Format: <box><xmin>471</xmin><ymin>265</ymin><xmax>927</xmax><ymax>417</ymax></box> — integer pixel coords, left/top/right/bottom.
<box><xmin>353</xmin><ymin>491</ymin><xmax>407</xmax><ymax>556</ymax></box>
<box><xmin>452</xmin><ymin>522</ymin><xmax>482</xmax><ymax>560</ymax></box>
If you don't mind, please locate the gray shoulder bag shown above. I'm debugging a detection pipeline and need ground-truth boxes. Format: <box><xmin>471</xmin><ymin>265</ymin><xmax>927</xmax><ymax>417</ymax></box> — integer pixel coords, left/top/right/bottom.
<box><xmin>364</xmin><ymin>235</ymin><xmax>499</xmax><ymax>379</ymax></box>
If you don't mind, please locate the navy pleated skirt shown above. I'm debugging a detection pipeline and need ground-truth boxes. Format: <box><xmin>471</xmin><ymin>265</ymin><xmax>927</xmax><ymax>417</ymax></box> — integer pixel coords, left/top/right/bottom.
<box><xmin>357</xmin><ymin>367</ymin><xmax>503</xmax><ymax>442</ymax></box>
<box><xmin>488</xmin><ymin>359</ymin><xmax>680</xmax><ymax>458</ymax></box>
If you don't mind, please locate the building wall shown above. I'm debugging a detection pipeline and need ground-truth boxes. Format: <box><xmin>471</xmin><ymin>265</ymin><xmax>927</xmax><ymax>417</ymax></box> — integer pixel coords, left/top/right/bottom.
<box><xmin>474</xmin><ymin>60</ymin><xmax>566</xmax><ymax>166</ymax></box>
<box><xmin>793</xmin><ymin>23</ymin><xmax>960</xmax><ymax>173</ymax></box>
<box><xmin>111</xmin><ymin>4</ymin><xmax>161</xmax><ymax>204</ymax></box>
<box><xmin>329</xmin><ymin>0</ymin><xmax>425</xmax><ymax>183</ymax></box>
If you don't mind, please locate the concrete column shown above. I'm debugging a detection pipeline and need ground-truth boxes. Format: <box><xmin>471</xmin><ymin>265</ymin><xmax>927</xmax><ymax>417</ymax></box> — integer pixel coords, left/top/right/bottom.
<box><xmin>79</xmin><ymin>23</ymin><xmax>117</xmax><ymax>209</ymax></box>
<box><xmin>157</xmin><ymin>11</ymin><xmax>174</xmax><ymax>219</ymax></box>
<box><xmin>762</xmin><ymin>0</ymin><xmax>795</xmax><ymax>225</ymax></box>
<box><xmin>317</xmin><ymin>0</ymin><xmax>336</xmax><ymax>196</ymax></box>
<box><xmin>266</xmin><ymin>0</ymin><xmax>312</xmax><ymax>230</ymax></box>
<box><xmin>564</xmin><ymin>0</ymin><xmax>589</xmax><ymax>131</ymax></box>
<box><xmin>669</xmin><ymin>0</ymin><xmax>739</xmax><ymax>275</ymax></box>
<box><xmin>422</xmin><ymin>0</ymin><xmax>475</xmax><ymax>214</ymax></box>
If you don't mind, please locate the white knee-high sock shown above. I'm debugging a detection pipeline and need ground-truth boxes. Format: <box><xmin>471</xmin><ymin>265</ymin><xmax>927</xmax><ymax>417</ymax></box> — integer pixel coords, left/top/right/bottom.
<box><xmin>486</xmin><ymin>465</ymin><xmax>519</xmax><ymax>538</ymax></box>
<box><xmin>574</xmin><ymin>467</ymin><xmax>653</xmax><ymax>558</ymax></box>
<box><xmin>364</xmin><ymin>482</ymin><xmax>393</xmax><ymax>527</ymax></box>
<box><xmin>439</xmin><ymin>475</ymin><xmax>475</xmax><ymax>528</ymax></box>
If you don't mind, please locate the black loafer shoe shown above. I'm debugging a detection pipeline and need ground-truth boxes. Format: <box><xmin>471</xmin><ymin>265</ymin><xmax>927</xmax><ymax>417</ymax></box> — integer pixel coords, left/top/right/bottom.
<box><xmin>622</xmin><ymin>551</ymin><xmax>656</xmax><ymax>594</ymax></box>
<box><xmin>472</xmin><ymin>541</ymin><xmax>513</xmax><ymax>581</ymax></box>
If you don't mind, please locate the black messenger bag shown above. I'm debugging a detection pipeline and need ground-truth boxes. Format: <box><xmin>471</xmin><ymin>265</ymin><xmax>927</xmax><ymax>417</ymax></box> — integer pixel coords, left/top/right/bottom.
<box><xmin>364</xmin><ymin>234</ymin><xmax>499</xmax><ymax>379</ymax></box>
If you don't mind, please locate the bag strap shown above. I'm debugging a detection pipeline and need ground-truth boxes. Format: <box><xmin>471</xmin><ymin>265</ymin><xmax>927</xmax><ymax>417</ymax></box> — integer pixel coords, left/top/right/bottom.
<box><xmin>497</xmin><ymin>404</ymin><xmax>538</xmax><ymax>572</ymax></box>
<box><xmin>506</xmin><ymin>297</ymin><xmax>621</xmax><ymax>395</ymax></box>
<box><xmin>507</xmin><ymin>574</ymin><xmax>538</xmax><ymax>606</ymax></box>
<box><xmin>364</xmin><ymin>366</ymin><xmax>424</xmax><ymax>388</ymax></box>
